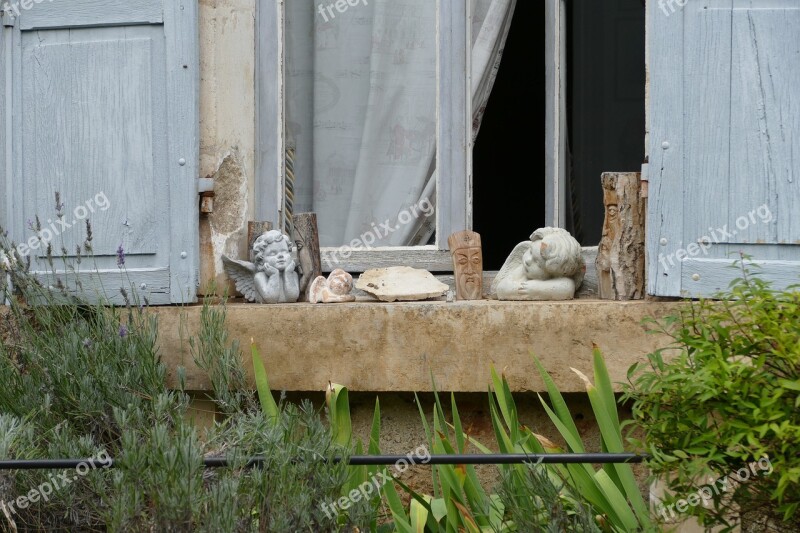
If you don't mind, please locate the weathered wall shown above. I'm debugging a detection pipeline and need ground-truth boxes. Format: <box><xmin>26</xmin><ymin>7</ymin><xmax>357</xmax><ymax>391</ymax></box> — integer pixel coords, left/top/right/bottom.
<box><xmin>198</xmin><ymin>0</ymin><xmax>256</xmax><ymax>294</ymax></box>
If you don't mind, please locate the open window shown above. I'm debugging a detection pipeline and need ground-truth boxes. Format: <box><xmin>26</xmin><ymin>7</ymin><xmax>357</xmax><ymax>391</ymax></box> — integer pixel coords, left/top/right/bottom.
<box><xmin>257</xmin><ymin>1</ymin><xmax>529</xmax><ymax>272</ymax></box>
<box><xmin>257</xmin><ymin>0</ymin><xmax>647</xmax><ymax>275</ymax></box>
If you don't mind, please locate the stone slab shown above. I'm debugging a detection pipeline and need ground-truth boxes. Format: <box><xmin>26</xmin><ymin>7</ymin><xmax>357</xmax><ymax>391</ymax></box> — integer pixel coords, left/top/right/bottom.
<box><xmin>152</xmin><ymin>300</ymin><xmax>681</xmax><ymax>393</ymax></box>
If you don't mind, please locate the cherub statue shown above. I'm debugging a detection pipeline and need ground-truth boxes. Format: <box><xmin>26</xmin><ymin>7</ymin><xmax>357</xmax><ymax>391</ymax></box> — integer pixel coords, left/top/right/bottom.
<box><xmin>491</xmin><ymin>227</ymin><xmax>585</xmax><ymax>301</ymax></box>
<box><xmin>308</xmin><ymin>268</ymin><xmax>356</xmax><ymax>303</ymax></box>
<box><xmin>222</xmin><ymin>230</ymin><xmax>300</xmax><ymax>303</ymax></box>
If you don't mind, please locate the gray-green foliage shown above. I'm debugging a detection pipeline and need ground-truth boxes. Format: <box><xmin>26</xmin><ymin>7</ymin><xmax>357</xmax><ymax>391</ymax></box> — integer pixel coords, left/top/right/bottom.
<box><xmin>498</xmin><ymin>462</ymin><xmax>601</xmax><ymax>533</ymax></box>
<box><xmin>624</xmin><ymin>260</ymin><xmax>800</xmax><ymax>530</ymax></box>
<box><xmin>0</xmin><ymin>220</ymin><xmax>375</xmax><ymax>532</ymax></box>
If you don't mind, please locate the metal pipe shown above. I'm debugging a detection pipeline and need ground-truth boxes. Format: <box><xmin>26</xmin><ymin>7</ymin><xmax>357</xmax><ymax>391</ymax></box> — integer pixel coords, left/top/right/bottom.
<box><xmin>0</xmin><ymin>453</ymin><xmax>647</xmax><ymax>471</ymax></box>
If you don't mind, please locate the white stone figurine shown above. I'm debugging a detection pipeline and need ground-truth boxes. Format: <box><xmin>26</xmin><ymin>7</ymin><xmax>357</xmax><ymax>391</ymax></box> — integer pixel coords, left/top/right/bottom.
<box><xmin>308</xmin><ymin>269</ymin><xmax>356</xmax><ymax>303</ymax></box>
<box><xmin>491</xmin><ymin>227</ymin><xmax>585</xmax><ymax>301</ymax></box>
<box><xmin>222</xmin><ymin>230</ymin><xmax>300</xmax><ymax>303</ymax></box>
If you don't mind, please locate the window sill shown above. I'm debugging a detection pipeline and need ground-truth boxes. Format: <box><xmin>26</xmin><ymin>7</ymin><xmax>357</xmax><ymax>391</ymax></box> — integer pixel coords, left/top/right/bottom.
<box><xmin>154</xmin><ymin>298</ymin><xmax>681</xmax><ymax>394</ymax></box>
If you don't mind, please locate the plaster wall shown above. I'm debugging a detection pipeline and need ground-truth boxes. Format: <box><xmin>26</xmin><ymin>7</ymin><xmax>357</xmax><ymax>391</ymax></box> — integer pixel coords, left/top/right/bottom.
<box><xmin>198</xmin><ymin>0</ymin><xmax>256</xmax><ymax>294</ymax></box>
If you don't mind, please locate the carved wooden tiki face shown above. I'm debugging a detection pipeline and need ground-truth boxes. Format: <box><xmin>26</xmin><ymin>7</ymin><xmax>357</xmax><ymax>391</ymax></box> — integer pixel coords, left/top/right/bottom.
<box><xmin>448</xmin><ymin>231</ymin><xmax>483</xmax><ymax>300</ymax></box>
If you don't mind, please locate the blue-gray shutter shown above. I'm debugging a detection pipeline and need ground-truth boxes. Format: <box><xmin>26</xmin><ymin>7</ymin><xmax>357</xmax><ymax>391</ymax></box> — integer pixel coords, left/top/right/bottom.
<box><xmin>1</xmin><ymin>0</ymin><xmax>199</xmax><ymax>304</ymax></box>
<box><xmin>648</xmin><ymin>0</ymin><xmax>800</xmax><ymax>297</ymax></box>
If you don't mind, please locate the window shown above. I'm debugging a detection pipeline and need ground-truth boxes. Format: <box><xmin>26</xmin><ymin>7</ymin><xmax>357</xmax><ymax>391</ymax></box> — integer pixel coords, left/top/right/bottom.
<box><xmin>256</xmin><ymin>0</ymin><xmax>610</xmax><ymax>274</ymax></box>
<box><xmin>257</xmin><ymin>1</ymin><xmax>529</xmax><ymax>272</ymax></box>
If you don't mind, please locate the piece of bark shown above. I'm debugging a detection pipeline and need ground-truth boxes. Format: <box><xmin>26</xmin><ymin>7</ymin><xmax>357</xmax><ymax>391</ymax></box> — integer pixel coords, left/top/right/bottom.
<box><xmin>596</xmin><ymin>172</ymin><xmax>645</xmax><ymax>300</ymax></box>
<box><xmin>247</xmin><ymin>221</ymin><xmax>273</xmax><ymax>262</ymax></box>
<box><xmin>292</xmin><ymin>213</ymin><xmax>322</xmax><ymax>297</ymax></box>
<box><xmin>447</xmin><ymin>230</ymin><xmax>483</xmax><ymax>300</ymax></box>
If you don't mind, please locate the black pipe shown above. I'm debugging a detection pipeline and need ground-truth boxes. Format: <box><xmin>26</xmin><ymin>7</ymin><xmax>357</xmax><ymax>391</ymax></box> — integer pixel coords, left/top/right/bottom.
<box><xmin>0</xmin><ymin>453</ymin><xmax>647</xmax><ymax>471</ymax></box>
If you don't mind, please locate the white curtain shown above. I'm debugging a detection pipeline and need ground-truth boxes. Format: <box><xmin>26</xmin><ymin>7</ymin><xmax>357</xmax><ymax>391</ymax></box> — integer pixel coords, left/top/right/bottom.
<box><xmin>286</xmin><ymin>0</ymin><xmax>517</xmax><ymax>247</ymax></box>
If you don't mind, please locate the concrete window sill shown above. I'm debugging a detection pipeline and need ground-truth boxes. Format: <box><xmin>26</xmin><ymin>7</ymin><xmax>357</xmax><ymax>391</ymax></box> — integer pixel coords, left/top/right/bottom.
<box><xmin>154</xmin><ymin>299</ymin><xmax>681</xmax><ymax>394</ymax></box>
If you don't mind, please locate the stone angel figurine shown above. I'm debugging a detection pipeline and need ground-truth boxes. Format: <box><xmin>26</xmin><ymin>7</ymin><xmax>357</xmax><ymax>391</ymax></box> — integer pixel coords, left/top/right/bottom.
<box><xmin>308</xmin><ymin>269</ymin><xmax>356</xmax><ymax>303</ymax></box>
<box><xmin>491</xmin><ymin>227</ymin><xmax>585</xmax><ymax>301</ymax></box>
<box><xmin>222</xmin><ymin>230</ymin><xmax>300</xmax><ymax>303</ymax></box>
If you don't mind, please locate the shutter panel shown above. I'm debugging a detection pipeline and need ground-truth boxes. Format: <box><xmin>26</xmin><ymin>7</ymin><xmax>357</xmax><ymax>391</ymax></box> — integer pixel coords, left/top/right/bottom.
<box><xmin>648</xmin><ymin>0</ymin><xmax>800</xmax><ymax>297</ymax></box>
<box><xmin>3</xmin><ymin>0</ymin><xmax>198</xmax><ymax>304</ymax></box>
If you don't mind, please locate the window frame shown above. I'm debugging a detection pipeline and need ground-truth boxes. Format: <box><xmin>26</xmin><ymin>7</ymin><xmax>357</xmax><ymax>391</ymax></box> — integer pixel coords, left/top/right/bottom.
<box><xmin>255</xmin><ymin>0</ymin><xmax>567</xmax><ymax>272</ymax></box>
<box><xmin>255</xmin><ymin>0</ymin><xmax>471</xmax><ymax>272</ymax></box>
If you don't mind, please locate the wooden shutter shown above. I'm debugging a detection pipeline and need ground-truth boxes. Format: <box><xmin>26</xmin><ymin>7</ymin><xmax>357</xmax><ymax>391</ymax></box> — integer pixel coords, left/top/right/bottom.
<box><xmin>1</xmin><ymin>0</ymin><xmax>199</xmax><ymax>304</ymax></box>
<box><xmin>647</xmin><ymin>0</ymin><xmax>800</xmax><ymax>297</ymax></box>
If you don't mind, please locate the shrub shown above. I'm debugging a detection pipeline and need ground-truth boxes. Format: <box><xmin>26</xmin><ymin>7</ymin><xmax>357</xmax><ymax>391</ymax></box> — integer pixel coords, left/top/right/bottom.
<box><xmin>0</xmin><ymin>218</ymin><xmax>375</xmax><ymax>532</ymax></box>
<box><xmin>624</xmin><ymin>261</ymin><xmax>800</xmax><ymax>530</ymax></box>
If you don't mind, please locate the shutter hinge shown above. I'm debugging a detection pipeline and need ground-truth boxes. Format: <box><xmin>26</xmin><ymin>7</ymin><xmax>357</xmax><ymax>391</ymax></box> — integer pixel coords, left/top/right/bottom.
<box><xmin>2</xmin><ymin>10</ymin><xmax>17</xmax><ymax>27</ymax></box>
<box><xmin>198</xmin><ymin>178</ymin><xmax>215</xmax><ymax>214</ymax></box>
<box><xmin>640</xmin><ymin>163</ymin><xmax>649</xmax><ymax>199</ymax></box>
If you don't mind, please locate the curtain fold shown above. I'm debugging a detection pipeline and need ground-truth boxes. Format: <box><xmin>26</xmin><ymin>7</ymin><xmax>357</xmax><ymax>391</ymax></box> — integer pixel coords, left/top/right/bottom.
<box><xmin>286</xmin><ymin>0</ymin><xmax>516</xmax><ymax>247</ymax></box>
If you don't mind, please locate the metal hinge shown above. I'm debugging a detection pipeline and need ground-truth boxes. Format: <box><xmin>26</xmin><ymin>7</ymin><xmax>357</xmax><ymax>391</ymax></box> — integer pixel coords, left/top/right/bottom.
<box><xmin>198</xmin><ymin>178</ymin><xmax>215</xmax><ymax>214</ymax></box>
<box><xmin>640</xmin><ymin>163</ymin><xmax>649</xmax><ymax>199</ymax></box>
<box><xmin>2</xmin><ymin>10</ymin><xmax>17</xmax><ymax>27</ymax></box>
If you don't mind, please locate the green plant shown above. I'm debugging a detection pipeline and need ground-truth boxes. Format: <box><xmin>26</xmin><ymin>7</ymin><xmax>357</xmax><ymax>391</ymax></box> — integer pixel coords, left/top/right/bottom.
<box><xmin>0</xmin><ymin>216</ymin><xmax>376</xmax><ymax>532</ymax></box>
<box><xmin>498</xmin><ymin>460</ymin><xmax>601</xmax><ymax>533</ymax></box>
<box><xmin>624</xmin><ymin>262</ymin><xmax>800</xmax><ymax>530</ymax></box>
<box><xmin>379</xmin><ymin>350</ymin><xmax>650</xmax><ymax>533</ymax></box>
<box><xmin>488</xmin><ymin>352</ymin><xmax>653</xmax><ymax>532</ymax></box>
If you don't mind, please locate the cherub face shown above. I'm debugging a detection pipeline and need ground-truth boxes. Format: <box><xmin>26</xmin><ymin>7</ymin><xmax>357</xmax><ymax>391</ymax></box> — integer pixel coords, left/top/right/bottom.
<box><xmin>522</xmin><ymin>241</ymin><xmax>547</xmax><ymax>280</ymax></box>
<box><xmin>263</xmin><ymin>239</ymin><xmax>291</xmax><ymax>271</ymax></box>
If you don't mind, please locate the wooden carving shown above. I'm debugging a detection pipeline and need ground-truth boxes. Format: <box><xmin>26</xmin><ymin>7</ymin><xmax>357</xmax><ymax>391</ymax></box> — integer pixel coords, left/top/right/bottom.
<box><xmin>448</xmin><ymin>230</ymin><xmax>483</xmax><ymax>300</ymax></box>
<box><xmin>292</xmin><ymin>213</ymin><xmax>322</xmax><ymax>298</ymax></box>
<box><xmin>596</xmin><ymin>172</ymin><xmax>645</xmax><ymax>300</ymax></box>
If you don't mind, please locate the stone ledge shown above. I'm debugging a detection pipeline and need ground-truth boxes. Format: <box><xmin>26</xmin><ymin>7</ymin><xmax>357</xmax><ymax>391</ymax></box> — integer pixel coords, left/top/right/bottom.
<box><xmin>153</xmin><ymin>300</ymin><xmax>681</xmax><ymax>393</ymax></box>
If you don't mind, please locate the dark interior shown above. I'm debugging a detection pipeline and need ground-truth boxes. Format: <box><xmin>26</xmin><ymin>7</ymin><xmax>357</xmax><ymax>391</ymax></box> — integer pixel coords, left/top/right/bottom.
<box><xmin>567</xmin><ymin>0</ymin><xmax>647</xmax><ymax>246</ymax></box>
<box><xmin>473</xmin><ymin>0</ymin><xmax>646</xmax><ymax>266</ymax></box>
<box><xmin>473</xmin><ymin>0</ymin><xmax>546</xmax><ymax>270</ymax></box>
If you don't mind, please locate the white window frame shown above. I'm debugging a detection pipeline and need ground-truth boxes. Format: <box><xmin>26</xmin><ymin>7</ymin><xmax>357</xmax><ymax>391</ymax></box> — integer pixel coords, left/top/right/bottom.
<box><xmin>255</xmin><ymin>0</ymin><xmax>568</xmax><ymax>272</ymax></box>
<box><xmin>256</xmin><ymin>0</ymin><xmax>470</xmax><ymax>272</ymax></box>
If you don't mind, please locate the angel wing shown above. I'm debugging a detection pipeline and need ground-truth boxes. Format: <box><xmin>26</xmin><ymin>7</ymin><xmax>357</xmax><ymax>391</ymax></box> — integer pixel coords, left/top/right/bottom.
<box><xmin>490</xmin><ymin>241</ymin><xmax>531</xmax><ymax>294</ymax></box>
<box><xmin>221</xmin><ymin>256</ymin><xmax>260</xmax><ymax>302</ymax></box>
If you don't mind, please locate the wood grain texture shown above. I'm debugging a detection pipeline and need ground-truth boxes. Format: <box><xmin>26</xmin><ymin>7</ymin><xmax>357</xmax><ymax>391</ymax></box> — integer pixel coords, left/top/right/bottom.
<box><xmin>22</xmin><ymin>30</ymin><xmax>162</xmax><ymax>257</ymax></box>
<box><xmin>31</xmin><ymin>267</ymin><xmax>172</xmax><ymax>305</ymax></box>
<box><xmin>681</xmin><ymin>259</ymin><xmax>800</xmax><ymax>297</ymax></box>
<box><xmin>292</xmin><ymin>213</ymin><xmax>321</xmax><ymax>296</ymax></box>
<box><xmin>646</xmin><ymin>0</ymin><xmax>684</xmax><ymax>296</ymax></box>
<box><xmin>255</xmin><ymin>0</ymin><xmax>283</xmax><ymax>223</ymax></box>
<box><xmin>596</xmin><ymin>173</ymin><xmax>645</xmax><ymax>300</ymax></box>
<box><xmin>164</xmin><ymin>0</ymin><xmax>200</xmax><ymax>303</ymax></box>
<box><xmin>648</xmin><ymin>1</ymin><xmax>800</xmax><ymax>297</ymax></box>
<box><xmin>448</xmin><ymin>230</ymin><xmax>483</xmax><ymax>300</ymax></box>
<box><xmin>19</xmin><ymin>0</ymin><xmax>162</xmax><ymax>30</ymax></box>
<box><xmin>437</xmin><ymin>0</ymin><xmax>471</xmax><ymax>246</ymax></box>
<box><xmin>8</xmin><ymin>1</ymin><xmax>199</xmax><ymax>305</ymax></box>
<box><xmin>322</xmin><ymin>247</ymin><xmax>454</xmax><ymax>273</ymax></box>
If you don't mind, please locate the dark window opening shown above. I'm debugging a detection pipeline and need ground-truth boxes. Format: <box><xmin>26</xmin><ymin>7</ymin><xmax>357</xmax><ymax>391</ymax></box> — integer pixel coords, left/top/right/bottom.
<box><xmin>473</xmin><ymin>0</ymin><xmax>545</xmax><ymax>270</ymax></box>
<box><xmin>567</xmin><ymin>0</ymin><xmax>647</xmax><ymax>246</ymax></box>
